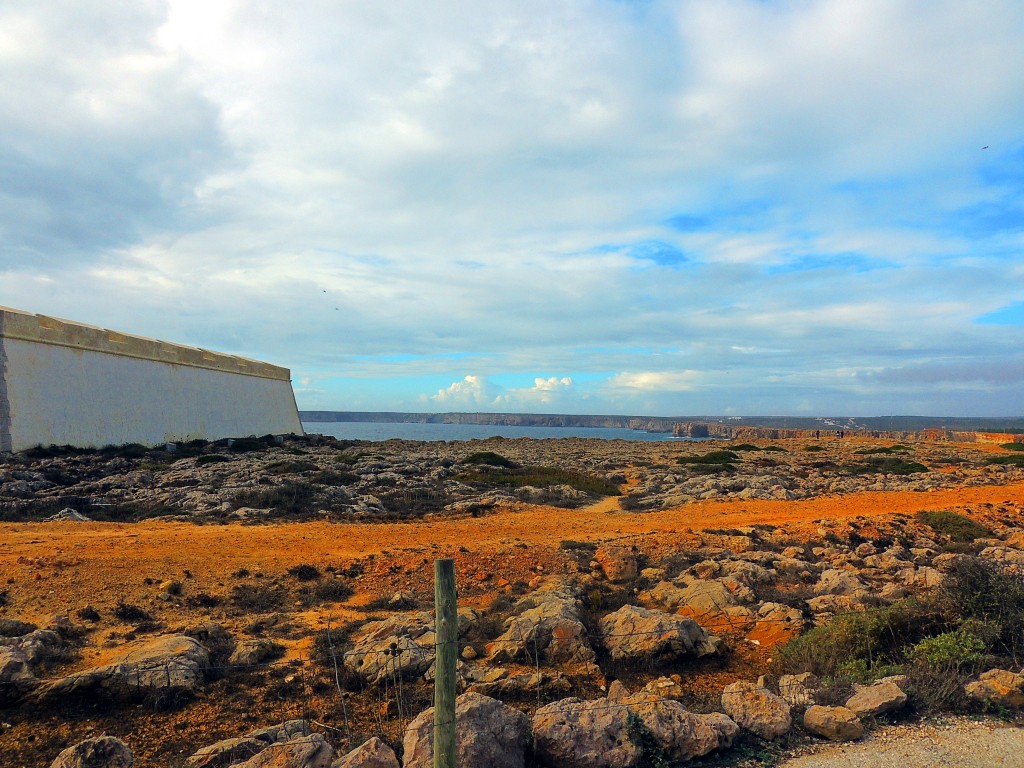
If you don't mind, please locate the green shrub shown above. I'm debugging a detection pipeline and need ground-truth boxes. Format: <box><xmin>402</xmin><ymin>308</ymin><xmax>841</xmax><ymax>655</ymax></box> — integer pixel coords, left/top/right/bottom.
<box><xmin>287</xmin><ymin>564</ymin><xmax>321</xmax><ymax>581</ymax></box>
<box><xmin>310</xmin><ymin>469</ymin><xmax>358</xmax><ymax>486</ymax></box>
<box><xmin>916</xmin><ymin>511</ymin><xmax>991</xmax><ymax>542</ymax></box>
<box><xmin>460</xmin><ymin>451</ymin><xmax>519</xmax><ymax>468</ymax></box>
<box><xmin>803</xmin><ymin>445</ymin><xmax>824</xmax><ymax>452</ymax></box>
<box><xmin>229</xmin><ymin>583</ymin><xmax>288</xmax><ymax>613</ymax></box>
<box><xmin>999</xmin><ymin>443</ymin><xmax>1024</xmax><ymax>451</ymax></box>
<box><xmin>845</xmin><ymin>457</ymin><xmax>928</xmax><ymax>475</ymax></box>
<box><xmin>196</xmin><ymin>454</ymin><xmax>231</xmax><ymax>466</ymax></box>
<box><xmin>772</xmin><ymin>600</ymin><xmax>947</xmax><ymax>680</ymax></box>
<box><xmin>233</xmin><ymin>482</ymin><xmax>316</xmax><ymax>515</ymax></box>
<box><xmin>908</xmin><ymin>629</ymin><xmax>986</xmax><ymax>670</ymax></box>
<box><xmin>941</xmin><ymin>557</ymin><xmax>1024</xmax><ymax>661</ymax></box>
<box><xmin>264</xmin><ymin>460</ymin><xmax>317</xmax><ymax>475</ymax></box>
<box><xmin>677</xmin><ymin>450</ymin><xmax>739</xmax><ymax>465</ymax></box>
<box><xmin>986</xmin><ymin>455</ymin><xmax>1024</xmax><ymax>467</ymax></box>
<box><xmin>732</xmin><ymin>444</ymin><xmax>761</xmax><ymax>451</ymax></box>
<box><xmin>458</xmin><ymin>466</ymin><xmax>619</xmax><ymax>497</ymax></box>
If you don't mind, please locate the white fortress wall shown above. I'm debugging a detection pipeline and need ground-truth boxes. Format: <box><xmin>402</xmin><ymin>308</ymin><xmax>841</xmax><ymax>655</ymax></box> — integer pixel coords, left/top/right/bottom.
<box><xmin>0</xmin><ymin>306</ymin><xmax>303</xmax><ymax>452</ymax></box>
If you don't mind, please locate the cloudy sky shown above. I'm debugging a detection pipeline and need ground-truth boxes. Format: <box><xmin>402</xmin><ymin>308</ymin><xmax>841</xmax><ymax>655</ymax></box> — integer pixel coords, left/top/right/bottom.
<box><xmin>2</xmin><ymin>1</ymin><xmax>1023</xmax><ymax>416</ymax></box>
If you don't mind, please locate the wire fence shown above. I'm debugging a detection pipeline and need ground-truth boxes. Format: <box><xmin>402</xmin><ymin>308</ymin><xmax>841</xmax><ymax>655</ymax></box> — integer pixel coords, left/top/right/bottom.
<box><xmin>2</xmin><ymin>562</ymin><xmax>1009</xmax><ymax>766</ymax></box>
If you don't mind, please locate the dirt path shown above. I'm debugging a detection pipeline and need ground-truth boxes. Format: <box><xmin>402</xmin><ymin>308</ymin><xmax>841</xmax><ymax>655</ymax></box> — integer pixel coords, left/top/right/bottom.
<box><xmin>779</xmin><ymin>717</ymin><xmax>1024</xmax><ymax>767</ymax></box>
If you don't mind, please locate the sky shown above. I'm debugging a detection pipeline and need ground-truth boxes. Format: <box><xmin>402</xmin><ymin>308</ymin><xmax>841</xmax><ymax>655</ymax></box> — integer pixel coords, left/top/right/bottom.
<box><xmin>2</xmin><ymin>0</ymin><xmax>1023</xmax><ymax>417</ymax></box>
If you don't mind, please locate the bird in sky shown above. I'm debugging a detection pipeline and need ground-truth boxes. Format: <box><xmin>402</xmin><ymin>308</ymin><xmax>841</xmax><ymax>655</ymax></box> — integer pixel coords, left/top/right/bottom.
<box><xmin>982</xmin><ymin>145</ymin><xmax>989</xmax><ymax>149</ymax></box>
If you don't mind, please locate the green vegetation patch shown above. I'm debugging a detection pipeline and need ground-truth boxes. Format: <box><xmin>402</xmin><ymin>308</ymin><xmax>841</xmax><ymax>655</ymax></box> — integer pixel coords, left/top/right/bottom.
<box><xmin>232</xmin><ymin>482</ymin><xmax>317</xmax><ymax>516</ymax></box>
<box><xmin>196</xmin><ymin>454</ymin><xmax>231</xmax><ymax>466</ymax></box>
<box><xmin>854</xmin><ymin>445</ymin><xmax>913</xmax><ymax>455</ymax></box>
<box><xmin>677</xmin><ymin>450</ymin><xmax>739</xmax><ymax>465</ymax></box>
<box><xmin>986</xmin><ymin>454</ymin><xmax>1024</xmax><ymax>467</ymax></box>
<box><xmin>458</xmin><ymin>465</ymin><xmax>620</xmax><ymax>496</ymax></box>
<box><xmin>999</xmin><ymin>442</ymin><xmax>1024</xmax><ymax>451</ymax></box>
<box><xmin>803</xmin><ymin>445</ymin><xmax>825</xmax><ymax>452</ymax></box>
<box><xmin>460</xmin><ymin>451</ymin><xmax>519</xmax><ymax>468</ymax></box>
<box><xmin>916</xmin><ymin>510</ymin><xmax>991</xmax><ymax>542</ymax></box>
<box><xmin>846</xmin><ymin>456</ymin><xmax>928</xmax><ymax>475</ymax></box>
<box><xmin>731</xmin><ymin>443</ymin><xmax>761</xmax><ymax>452</ymax></box>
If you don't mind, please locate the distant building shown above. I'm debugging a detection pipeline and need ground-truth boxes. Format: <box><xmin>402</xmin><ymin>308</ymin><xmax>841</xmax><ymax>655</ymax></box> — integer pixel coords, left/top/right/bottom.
<box><xmin>0</xmin><ymin>306</ymin><xmax>303</xmax><ymax>452</ymax></box>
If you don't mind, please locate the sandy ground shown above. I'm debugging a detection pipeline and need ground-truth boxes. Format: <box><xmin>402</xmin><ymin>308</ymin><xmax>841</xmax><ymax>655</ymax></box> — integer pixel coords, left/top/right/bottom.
<box><xmin>779</xmin><ymin>718</ymin><xmax>1024</xmax><ymax>767</ymax></box>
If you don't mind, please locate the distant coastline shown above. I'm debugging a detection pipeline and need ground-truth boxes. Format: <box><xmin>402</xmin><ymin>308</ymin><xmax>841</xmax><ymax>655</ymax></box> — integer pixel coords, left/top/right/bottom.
<box><xmin>299</xmin><ymin>411</ymin><xmax>1024</xmax><ymax>435</ymax></box>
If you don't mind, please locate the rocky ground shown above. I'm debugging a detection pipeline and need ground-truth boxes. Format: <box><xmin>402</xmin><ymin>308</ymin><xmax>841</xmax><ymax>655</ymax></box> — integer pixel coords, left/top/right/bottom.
<box><xmin>1</xmin><ymin>434</ymin><xmax>1024</xmax><ymax>767</ymax></box>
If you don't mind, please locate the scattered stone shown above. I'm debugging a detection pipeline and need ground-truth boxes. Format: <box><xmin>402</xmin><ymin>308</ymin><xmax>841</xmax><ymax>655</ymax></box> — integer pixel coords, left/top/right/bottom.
<box><xmin>721</xmin><ymin>681</ymin><xmax>792</xmax><ymax>740</ymax></box>
<box><xmin>845</xmin><ymin>680</ymin><xmax>908</xmax><ymax>717</ymax></box>
<box><xmin>599</xmin><ymin>604</ymin><xmax>720</xmax><ymax>662</ymax></box>
<box><xmin>50</xmin><ymin>736</ymin><xmax>133</xmax><ymax>768</ymax></box>
<box><xmin>403</xmin><ymin>692</ymin><xmax>530</xmax><ymax>768</ymax></box>
<box><xmin>594</xmin><ymin>545</ymin><xmax>638</xmax><ymax>583</ymax></box>
<box><xmin>803</xmin><ymin>705</ymin><xmax>864</xmax><ymax>741</ymax></box>
<box><xmin>34</xmin><ymin>634</ymin><xmax>209</xmax><ymax>704</ymax></box>
<box><xmin>232</xmin><ymin>732</ymin><xmax>333</xmax><ymax>768</ymax></box>
<box><xmin>779</xmin><ymin>672</ymin><xmax>819</xmax><ymax>707</ymax></box>
<box><xmin>330</xmin><ymin>736</ymin><xmax>399</xmax><ymax>768</ymax></box>
<box><xmin>229</xmin><ymin>639</ymin><xmax>283</xmax><ymax>667</ymax></box>
<box><xmin>44</xmin><ymin>508</ymin><xmax>91</xmax><ymax>522</ymax></box>
<box><xmin>487</xmin><ymin>586</ymin><xmax>595</xmax><ymax>666</ymax></box>
<box><xmin>965</xmin><ymin>668</ymin><xmax>1024</xmax><ymax>709</ymax></box>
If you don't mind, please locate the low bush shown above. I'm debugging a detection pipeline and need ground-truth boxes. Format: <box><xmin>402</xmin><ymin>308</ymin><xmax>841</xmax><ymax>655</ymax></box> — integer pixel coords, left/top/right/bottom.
<box><xmin>845</xmin><ymin>457</ymin><xmax>928</xmax><ymax>475</ymax></box>
<box><xmin>986</xmin><ymin>455</ymin><xmax>1024</xmax><ymax>467</ymax></box>
<box><xmin>803</xmin><ymin>445</ymin><xmax>824</xmax><ymax>452</ymax></box>
<box><xmin>999</xmin><ymin>442</ymin><xmax>1024</xmax><ymax>451</ymax></box>
<box><xmin>287</xmin><ymin>564</ymin><xmax>321</xmax><ymax>581</ymax></box>
<box><xmin>264</xmin><ymin>460</ymin><xmax>318</xmax><ymax>475</ymax></box>
<box><xmin>461</xmin><ymin>451</ymin><xmax>519</xmax><ymax>468</ymax></box>
<box><xmin>229</xmin><ymin>583</ymin><xmax>289</xmax><ymax>613</ymax></box>
<box><xmin>113</xmin><ymin>601</ymin><xmax>153</xmax><ymax>623</ymax></box>
<box><xmin>458</xmin><ymin>466</ymin><xmax>620</xmax><ymax>497</ymax></box>
<box><xmin>916</xmin><ymin>511</ymin><xmax>991</xmax><ymax>542</ymax></box>
<box><xmin>196</xmin><ymin>454</ymin><xmax>231</xmax><ymax>466</ymax></box>
<box><xmin>233</xmin><ymin>482</ymin><xmax>317</xmax><ymax>516</ymax></box>
<box><xmin>941</xmin><ymin>557</ymin><xmax>1024</xmax><ymax>661</ymax></box>
<box><xmin>310</xmin><ymin>470</ymin><xmax>358</xmax><ymax>486</ymax></box>
<box><xmin>677</xmin><ymin>450</ymin><xmax>739</xmax><ymax>465</ymax></box>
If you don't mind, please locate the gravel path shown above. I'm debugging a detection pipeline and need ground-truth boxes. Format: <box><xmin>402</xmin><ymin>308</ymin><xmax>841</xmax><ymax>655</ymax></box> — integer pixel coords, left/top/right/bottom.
<box><xmin>779</xmin><ymin>718</ymin><xmax>1024</xmax><ymax>767</ymax></box>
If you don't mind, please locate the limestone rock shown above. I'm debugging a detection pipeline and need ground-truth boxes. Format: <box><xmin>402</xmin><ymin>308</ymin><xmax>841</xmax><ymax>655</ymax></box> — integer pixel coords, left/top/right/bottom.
<box><xmin>965</xmin><ymin>668</ymin><xmax>1024</xmax><ymax>709</ymax></box>
<box><xmin>229</xmin><ymin>639</ymin><xmax>283</xmax><ymax>667</ymax></box>
<box><xmin>845</xmin><ymin>680</ymin><xmax>907</xmax><ymax>717</ymax></box>
<box><xmin>343</xmin><ymin>612</ymin><xmax>436</xmax><ymax>685</ymax></box>
<box><xmin>50</xmin><ymin>736</ymin><xmax>133</xmax><ymax>768</ymax></box>
<box><xmin>403</xmin><ymin>692</ymin><xmax>530</xmax><ymax>768</ymax></box>
<box><xmin>623</xmin><ymin>693</ymin><xmax>735</xmax><ymax>761</ymax></box>
<box><xmin>0</xmin><ymin>646</ymin><xmax>37</xmax><ymax>704</ymax></box>
<box><xmin>779</xmin><ymin>673</ymin><xmax>818</xmax><ymax>707</ymax></box>
<box><xmin>814</xmin><ymin>569</ymin><xmax>867</xmax><ymax>597</ymax></box>
<box><xmin>232</xmin><ymin>733</ymin><xmax>333</xmax><ymax>768</ymax></box>
<box><xmin>721</xmin><ymin>681</ymin><xmax>792</xmax><ymax>740</ymax></box>
<box><xmin>803</xmin><ymin>705</ymin><xmax>864</xmax><ymax>741</ymax></box>
<box><xmin>35</xmin><ymin>634</ymin><xmax>209</xmax><ymax>704</ymax></box>
<box><xmin>330</xmin><ymin>737</ymin><xmax>399</xmax><ymax>768</ymax></box>
<box><xmin>594</xmin><ymin>545</ymin><xmax>638</xmax><ymax>583</ymax></box>
<box><xmin>487</xmin><ymin>588</ymin><xmax>595</xmax><ymax>666</ymax></box>
<box><xmin>532</xmin><ymin>696</ymin><xmax>639</xmax><ymax>768</ymax></box>
<box><xmin>599</xmin><ymin>604</ymin><xmax>720</xmax><ymax>662</ymax></box>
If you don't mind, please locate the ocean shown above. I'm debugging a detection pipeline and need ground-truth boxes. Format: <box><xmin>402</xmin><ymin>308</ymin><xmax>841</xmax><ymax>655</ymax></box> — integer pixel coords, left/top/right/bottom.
<box><xmin>302</xmin><ymin>421</ymin><xmax>688</xmax><ymax>442</ymax></box>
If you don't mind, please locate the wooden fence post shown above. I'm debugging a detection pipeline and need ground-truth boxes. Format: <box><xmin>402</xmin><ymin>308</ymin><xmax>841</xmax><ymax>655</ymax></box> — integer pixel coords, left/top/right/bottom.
<box><xmin>433</xmin><ymin>558</ymin><xmax>457</xmax><ymax>768</ymax></box>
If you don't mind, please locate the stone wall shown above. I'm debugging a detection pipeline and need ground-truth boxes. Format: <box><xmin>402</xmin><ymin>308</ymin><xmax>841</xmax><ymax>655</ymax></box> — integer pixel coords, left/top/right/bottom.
<box><xmin>0</xmin><ymin>306</ymin><xmax>303</xmax><ymax>451</ymax></box>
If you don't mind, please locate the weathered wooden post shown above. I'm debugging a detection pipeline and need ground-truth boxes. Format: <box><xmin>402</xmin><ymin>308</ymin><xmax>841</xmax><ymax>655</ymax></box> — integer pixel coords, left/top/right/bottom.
<box><xmin>434</xmin><ymin>558</ymin><xmax>457</xmax><ymax>768</ymax></box>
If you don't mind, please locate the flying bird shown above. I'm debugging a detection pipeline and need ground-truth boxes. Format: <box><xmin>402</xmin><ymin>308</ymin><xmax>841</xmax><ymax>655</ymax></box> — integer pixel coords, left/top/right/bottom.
<box><xmin>982</xmin><ymin>146</ymin><xmax>989</xmax><ymax>150</ymax></box>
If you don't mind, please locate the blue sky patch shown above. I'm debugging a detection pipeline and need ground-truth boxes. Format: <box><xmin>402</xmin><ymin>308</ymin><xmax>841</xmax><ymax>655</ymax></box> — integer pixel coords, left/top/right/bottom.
<box><xmin>976</xmin><ymin>301</ymin><xmax>1024</xmax><ymax>326</ymax></box>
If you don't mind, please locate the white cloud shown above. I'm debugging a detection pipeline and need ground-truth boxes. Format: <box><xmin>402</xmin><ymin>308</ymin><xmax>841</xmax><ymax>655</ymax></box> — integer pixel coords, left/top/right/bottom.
<box><xmin>2</xmin><ymin>1</ymin><xmax>1024</xmax><ymax>416</ymax></box>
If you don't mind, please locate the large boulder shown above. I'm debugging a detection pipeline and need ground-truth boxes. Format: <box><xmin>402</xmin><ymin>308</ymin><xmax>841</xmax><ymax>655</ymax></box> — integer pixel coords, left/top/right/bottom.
<box><xmin>331</xmin><ymin>737</ymin><xmax>399</xmax><ymax>768</ymax></box>
<box><xmin>721</xmin><ymin>681</ymin><xmax>792</xmax><ymax>740</ymax></box>
<box><xmin>50</xmin><ymin>736</ymin><xmax>133</xmax><ymax>768</ymax></box>
<box><xmin>532</xmin><ymin>684</ymin><xmax>736</xmax><ymax>768</ymax></box>
<box><xmin>232</xmin><ymin>733</ymin><xmax>333</xmax><ymax>768</ymax></box>
<box><xmin>402</xmin><ymin>692</ymin><xmax>530</xmax><ymax>768</ymax></box>
<box><xmin>599</xmin><ymin>604</ymin><xmax>720</xmax><ymax>663</ymax></box>
<box><xmin>344</xmin><ymin>613</ymin><xmax>436</xmax><ymax>685</ymax></box>
<box><xmin>802</xmin><ymin>705</ymin><xmax>864</xmax><ymax>741</ymax></box>
<box><xmin>965</xmin><ymin>669</ymin><xmax>1024</xmax><ymax>709</ymax></box>
<box><xmin>0</xmin><ymin>646</ymin><xmax>38</xmax><ymax>704</ymax></box>
<box><xmin>814</xmin><ymin>569</ymin><xmax>868</xmax><ymax>597</ymax></box>
<box><xmin>595</xmin><ymin>546</ymin><xmax>638</xmax><ymax>583</ymax></box>
<box><xmin>844</xmin><ymin>680</ymin><xmax>907</xmax><ymax>718</ymax></box>
<box><xmin>487</xmin><ymin>588</ymin><xmax>595</xmax><ymax>666</ymax></box>
<box><xmin>640</xmin><ymin>579</ymin><xmax>737</xmax><ymax>613</ymax></box>
<box><xmin>35</xmin><ymin>635</ymin><xmax>209</xmax><ymax>704</ymax></box>
<box><xmin>614</xmin><ymin>684</ymin><xmax>737</xmax><ymax>762</ymax></box>
<box><xmin>778</xmin><ymin>673</ymin><xmax>818</xmax><ymax>707</ymax></box>
<box><xmin>532</xmin><ymin>696</ymin><xmax>639</xmax><ymax>768</ymax></box>
<box><xmin>185</xmin><ymin>721</ymin><xmax>310</xmax><ymax>768</ymax></box>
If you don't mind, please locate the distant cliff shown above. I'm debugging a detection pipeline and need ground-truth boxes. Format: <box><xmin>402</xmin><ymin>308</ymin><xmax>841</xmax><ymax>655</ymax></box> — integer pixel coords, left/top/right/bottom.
<box><xmin>299</xmin><ymin>411</ymin><xmax>681</xmax><ymax>432</ymax></box>
<box><xmin>671</xmin><ymin>422</ymin><xmax>1018</xmax><ymax>443</ymax></box>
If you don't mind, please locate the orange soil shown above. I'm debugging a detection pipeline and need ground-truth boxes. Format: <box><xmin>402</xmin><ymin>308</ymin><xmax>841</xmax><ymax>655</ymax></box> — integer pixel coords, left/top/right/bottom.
<box><xmin>3</xmin><ymin>480</ymin><xmax>1023</xmax><ymax>626</ymax></box>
